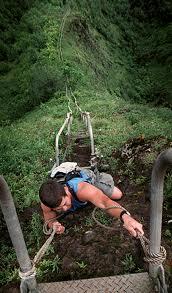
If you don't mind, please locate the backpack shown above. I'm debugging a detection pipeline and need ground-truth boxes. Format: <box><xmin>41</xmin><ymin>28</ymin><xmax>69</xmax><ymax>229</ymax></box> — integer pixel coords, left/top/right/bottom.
<box><xmin>50</xmin><ymin>162</ymin><xmax>82</xmax><ymax>184</ymax></box>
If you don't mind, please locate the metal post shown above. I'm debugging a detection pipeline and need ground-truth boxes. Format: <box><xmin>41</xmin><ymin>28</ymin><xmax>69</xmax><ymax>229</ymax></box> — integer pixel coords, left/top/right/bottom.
<box><xmin>85</xmin><ymin>112</ymin><xmax>95</xmax><ymax>156</ymax></box>
<box><xmin>55</xmin><ymin>112</ymin><xmax>72</xmax><ymax>166</ymax></box>
<box><xmin>0</xmin><ymin>176</ymin><xmax>38</xmax><ymax>293</ymax></box>
<box><xmin>149</xmin><ymin>148</ymin><xmax>172</xmax><ymax>288</ymax></box>
<box><xmin>67</xmin><ymin>115</ymin><xmax>72</xmax><ymax>137</ymax></box>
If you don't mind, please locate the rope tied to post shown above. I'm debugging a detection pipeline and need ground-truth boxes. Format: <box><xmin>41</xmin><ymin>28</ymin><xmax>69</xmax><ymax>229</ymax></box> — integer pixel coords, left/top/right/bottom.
<box><xmin>137</xmin><ymin>234</ymin><xmax>166</xmax><ymax>266</ymax></box>
<box><xmin>19</xmin><ymin>267</ymin><xmax>36</xmax><ymax>280</ymax></box>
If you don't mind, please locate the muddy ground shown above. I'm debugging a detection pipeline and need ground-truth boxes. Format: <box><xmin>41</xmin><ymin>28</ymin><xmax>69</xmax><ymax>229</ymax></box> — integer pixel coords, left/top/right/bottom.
<box><xmin>1</xmin><ymin>135</ymin><xmax>172</xmax><ymax>292</ymax></box>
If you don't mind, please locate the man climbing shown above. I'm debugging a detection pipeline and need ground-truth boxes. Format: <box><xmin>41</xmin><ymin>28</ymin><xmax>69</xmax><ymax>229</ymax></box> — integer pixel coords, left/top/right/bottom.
<box><xmin>39</xmin><ymin>162</ymin><xmax>144</xmax><ymax>238</ymax></box>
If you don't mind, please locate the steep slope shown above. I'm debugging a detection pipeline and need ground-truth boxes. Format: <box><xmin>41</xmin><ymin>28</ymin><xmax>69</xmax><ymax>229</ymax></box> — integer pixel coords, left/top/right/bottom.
<box><xmin>0</xmin><ymin>0</ymin><xmax>171</xmax><ymax>125</ymax></box>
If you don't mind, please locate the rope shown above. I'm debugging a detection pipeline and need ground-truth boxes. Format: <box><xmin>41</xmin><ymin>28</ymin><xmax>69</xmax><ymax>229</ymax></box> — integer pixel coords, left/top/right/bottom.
<box><xmin>92</xmin><ymin>206</ymin><xmax>167</xmax><ymax>267</ymax></box>
<box><xmin>137</xmin><ymin>234</ymin><xmax>166</xmax><ymax>266</ymax></box>
<box><xmin>42</xmin><ymin>216</ymin><xmax>61</xmax><ymax>235</ymax></box>
<box><xmin>19</xmin><ymin>267</ymin><xmax>36</xmax><ymax>280</ymax></box>
<box><xmin>19</xmin><ymin>219</ymin><xmax>59</xmax><ymax>283</ymax></box>
<box><xmin>33</xmin><ymin>229</ymin><xmax>56</xmax><ymax>266</ymax></box>
<box><xmin>19</xmin><ymin>228</ymin><xmax>56</xmax><ymax>278</ymax></box>
<box><xmin>92</xmin><ymin>205</ymin><xmax>126</xmax><ymax>230</ymax></box>
<box><xmin>138</xmin><ymin>234</ymin><xmax>167</xmax><ymax>292</ymax></box>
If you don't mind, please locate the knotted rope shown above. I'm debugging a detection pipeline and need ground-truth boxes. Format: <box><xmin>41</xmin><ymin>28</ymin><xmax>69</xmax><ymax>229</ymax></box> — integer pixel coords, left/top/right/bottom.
<box><xmin>19</xmin><ymin>267</ymin><xmax>36</xmax><ymax>280</ymax></box>
<box><xmin>137</xmin><ymin>234</ymin><xmax>167</xmax><ymax>292</ymax></box>
<box><xmin>137</xmin><ymin>234</ymin><xmax>166</xmax><ymax>266</ymax></box>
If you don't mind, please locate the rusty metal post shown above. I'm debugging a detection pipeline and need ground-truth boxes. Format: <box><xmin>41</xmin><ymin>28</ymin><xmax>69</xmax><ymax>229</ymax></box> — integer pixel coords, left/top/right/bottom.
<box><xmin>0</xmin><ymin>176</ymin><xmax>38</xmax><ymax>292</ymax></box>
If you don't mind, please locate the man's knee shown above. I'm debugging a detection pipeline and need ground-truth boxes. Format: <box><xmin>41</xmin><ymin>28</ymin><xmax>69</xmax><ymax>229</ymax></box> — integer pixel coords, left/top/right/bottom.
<box><xmin>117</xmin><ymin>189</ymin><xmax>123</xmax><ymax>199</ymax></box>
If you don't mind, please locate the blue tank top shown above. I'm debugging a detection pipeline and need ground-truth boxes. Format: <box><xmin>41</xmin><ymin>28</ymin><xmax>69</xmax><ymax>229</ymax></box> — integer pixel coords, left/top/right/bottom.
<box><xmin>66</xmin><ymin>170</ymin><xmax>92</xmax><ymax>212</ymax></box>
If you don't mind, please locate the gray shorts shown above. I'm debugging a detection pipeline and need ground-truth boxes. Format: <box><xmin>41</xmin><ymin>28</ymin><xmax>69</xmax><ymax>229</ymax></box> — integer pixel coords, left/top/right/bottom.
<box><xmin>94</xmin><ymin>172</ymin><xmax>114</xmax><ymax>198</ymax></box>
<box><xmin>82</xmin><ymin>169</ymin><xmax>114</xmax><ymax>198</ymax></box>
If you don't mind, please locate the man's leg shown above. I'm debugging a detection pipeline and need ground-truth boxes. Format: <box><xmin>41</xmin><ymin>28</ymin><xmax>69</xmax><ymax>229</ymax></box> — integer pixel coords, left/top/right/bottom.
<box><xmin>110</xmin><ymin>186</ymin><xmax>123</xmax><ymax>200</ymax></box>
<box><xmin>94</xmin><ymin>172</ymin><xmax>122</xmax><ymax>200</ymax></box>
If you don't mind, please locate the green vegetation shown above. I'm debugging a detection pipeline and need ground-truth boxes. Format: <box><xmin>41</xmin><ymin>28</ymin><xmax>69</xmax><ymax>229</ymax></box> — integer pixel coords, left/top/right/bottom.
<box><xmin>0</xmin><ymin>0</ymin><xmax>172</xmax><ymax>288</ymax></box>
<box><xmin>76</xmin><ymin>261</ymin><xmax>87</xmax><ymax>269</ymax></box>
<box><xmin>122</xmin><ymin>253</ymin><xmax>136</xmax><ymax>273</ymax></box>
<box><xmin>0</xmin><ymin>245</ymin><xmax>19</xmax><ymax>286</ymax></box>
<box><xmin>29</xmin><ymin>213</ymin><xmax>43</xmax><ymax>249</ymax></box>
<box><xmin>37</xmin><ymin>255</ymin><xmax>61</xmax><ymax>281</ymax></box>
<box><xmin>85</xmin><ymin>216</ymin><xmax>94</xmax><ymax>227</ymax></box>
<box><xmin>93</xmin><ymin>208</ymin><xmax>114</xmax><ymax>226</ymax></box>
<box><xmin>0</xmin><ymin>0</ymin><xmax>172</xmax><ymax>125</ymax></box>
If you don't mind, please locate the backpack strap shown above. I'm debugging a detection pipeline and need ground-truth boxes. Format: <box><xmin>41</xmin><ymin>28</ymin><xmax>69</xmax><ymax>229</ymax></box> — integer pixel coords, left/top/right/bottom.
<box><xmin>65</xmin><ymin>170</ymin><xmax>81</xmax><ymax>182</ymax></box>
<box><xmin>65</xmin><ymin>180</ymin><xmax>86</xmax><ymax>203</ymax></box>
<box><xmin>65</xmin><ymin>182</ymin><xmax>80</xmax><ymax>201</ymax></box>
<box><xmin>52</xmin><ymin>169</ymin><xmax>87</xmax><ymax>203</ymax></box>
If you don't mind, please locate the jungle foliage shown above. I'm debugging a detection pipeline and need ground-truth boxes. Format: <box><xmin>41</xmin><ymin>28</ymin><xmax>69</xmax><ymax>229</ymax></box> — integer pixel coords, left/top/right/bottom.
<box><xmin>0</xmin><ymin>0</ymin><xmax>171</xmax><ymax>125</ymax></box>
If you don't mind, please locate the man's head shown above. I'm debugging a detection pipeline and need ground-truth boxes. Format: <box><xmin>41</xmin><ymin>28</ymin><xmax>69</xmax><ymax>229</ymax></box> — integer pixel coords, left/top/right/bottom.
<box><xmin>39</xmin><ymin>179</ymin><xmax>67</xmax><ymax>209</ymax></box>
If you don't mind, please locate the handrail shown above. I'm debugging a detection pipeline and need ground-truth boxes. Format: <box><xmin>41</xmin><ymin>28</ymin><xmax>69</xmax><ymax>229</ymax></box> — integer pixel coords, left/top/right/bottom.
<box><xmin>84</xmin><ymin>112</ymin><xmax>95</xmax><ymax>156</ymax></box>
<box><xmin>0</xmin><ymin>176</ymin><xmax>38</xmax><ymax>292</ymax></box>
<box><xmin>149</xmin><ymin>148</ymin><xmax>172</xmax><ymax>292</ymax></box>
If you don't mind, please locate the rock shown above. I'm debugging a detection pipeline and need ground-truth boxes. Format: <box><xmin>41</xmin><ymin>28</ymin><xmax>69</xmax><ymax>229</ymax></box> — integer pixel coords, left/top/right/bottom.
<box><xmin>82</xmin><ymin>230</ymin><xmax>96</xmax><ymax>244</ymax></box>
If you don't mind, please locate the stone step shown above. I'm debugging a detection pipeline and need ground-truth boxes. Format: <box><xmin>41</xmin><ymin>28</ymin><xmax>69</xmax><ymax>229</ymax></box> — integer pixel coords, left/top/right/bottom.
<box><xmin>38</xmin><ymin>272</ymin><xmax>155</xmax><ymax>293</ymax></box>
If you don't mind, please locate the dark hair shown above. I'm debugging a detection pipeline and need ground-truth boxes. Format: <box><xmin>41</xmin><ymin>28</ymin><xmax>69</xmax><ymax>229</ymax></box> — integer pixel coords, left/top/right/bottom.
<box><xmin>39</xmin><ymin>179</ymin><xmax>66</xmax><ymax>208</ymax></box>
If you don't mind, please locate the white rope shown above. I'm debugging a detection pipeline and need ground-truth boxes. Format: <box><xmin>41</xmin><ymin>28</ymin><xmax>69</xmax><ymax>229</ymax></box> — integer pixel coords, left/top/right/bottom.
<box><xmin>19</xmin><ymin>267</ymin><xmax>36</xmax><ymax>280</ymax></box>
<box><xmin>33</xmin><ymin>229</ymin><xmax>56</xmax><ymax>266</ymax></box>
<box><xmin>19</xmin><ymin>213</ymin><xmax>64</xmax><ymax>282</ymax></box>
<box><xmin>92</xmin><ymin>206</ymin><xmax>126</xmax><ymax>230</ymax></box>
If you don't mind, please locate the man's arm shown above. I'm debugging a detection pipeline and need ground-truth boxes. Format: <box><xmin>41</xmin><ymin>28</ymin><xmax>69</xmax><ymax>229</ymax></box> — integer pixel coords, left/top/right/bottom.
<box><xmin>78</xmin><ymin>182</ymin><xmax>144</xmax><ymax>237</ymax></box>
<box><xmin>41</xmin><ymin>203</ymin><xmax>65</xmax><ymax>234</ymax></box>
